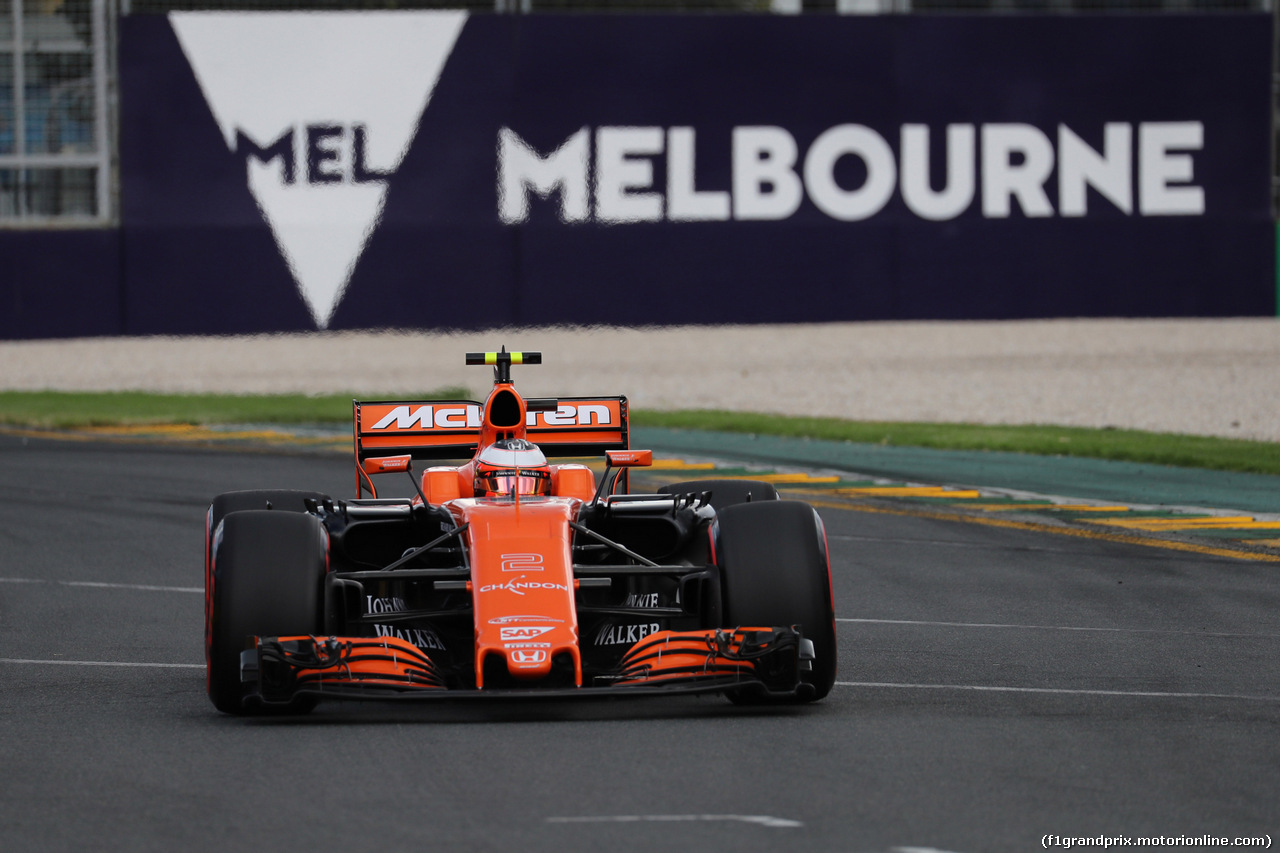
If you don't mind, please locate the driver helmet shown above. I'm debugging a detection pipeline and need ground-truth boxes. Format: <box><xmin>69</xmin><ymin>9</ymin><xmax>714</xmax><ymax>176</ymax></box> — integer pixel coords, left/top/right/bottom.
<box><xmin>474</xmin><ymin>438</ymin><xmax>552</xmax><ymax>498</ymax></box>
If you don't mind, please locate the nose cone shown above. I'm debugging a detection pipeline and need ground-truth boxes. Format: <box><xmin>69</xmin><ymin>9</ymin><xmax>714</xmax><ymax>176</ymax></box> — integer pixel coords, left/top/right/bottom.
<box><xmin>479</xmin><ymin>643</ymin><xmax>579</xmax><ymax>688</ymax></box>
<box><xmin>462</xmin><ymin>499</ymin><xmax>583</xmax><ymax>689</ymax></box>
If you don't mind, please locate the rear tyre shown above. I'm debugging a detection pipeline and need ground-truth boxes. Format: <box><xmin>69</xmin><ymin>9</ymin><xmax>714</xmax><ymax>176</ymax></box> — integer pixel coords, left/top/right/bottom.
<box><xmin>715</xmin><ymin>500</ymin><xmax>836</xmax><ymax>704</ymax></box>
<box><xmin>207</xmin><ymin>510</ymin><xmax>328</xmax><ymax>715</ymax></box>
<box><xmin>658</xmin><ymin>478</ymin><xmax>779</xmax><ymax>512</ymax></box>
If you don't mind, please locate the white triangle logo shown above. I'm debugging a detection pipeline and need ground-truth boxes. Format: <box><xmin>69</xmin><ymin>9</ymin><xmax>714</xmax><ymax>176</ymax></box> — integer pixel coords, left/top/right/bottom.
<box><xmin>171</xmin><ymin>11</ymin><xmax>468</xmax><ymax>328</ymax></box>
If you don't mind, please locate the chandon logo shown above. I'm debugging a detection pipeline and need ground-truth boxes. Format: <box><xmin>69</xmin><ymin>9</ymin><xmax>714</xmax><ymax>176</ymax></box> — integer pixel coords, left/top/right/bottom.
<box><xmin>479</xmin><ymin>576</ymin><xmax>569</xmax><ymax>596</ymax></box>
<box><xmin>171</xmin><ymin>11</ymin><xmax>468</xmax><ymax>328</ymax></box>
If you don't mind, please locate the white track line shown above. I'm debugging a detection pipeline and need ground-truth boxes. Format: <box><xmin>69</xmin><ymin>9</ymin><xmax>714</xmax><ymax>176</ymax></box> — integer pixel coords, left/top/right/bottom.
<box><xmin>547</xmin><ymin>814</ymin><xmax>801</xmax><ymax>828</ymax></box>
<box><xmin>0</xmin><ymin>658</ymin><xmax>202</xmax><ymax>668</ymax></box>
<box><xmin>8</xmin><ymin>660</ymin><xmax>1270</xmax><ymax>701</ymax></box>
<box><xmin>829</xmin><ymin>532</ymin><xmax>1077</xmax><ymax>553</ymax></box>
<box><xmin>835</xmin><ymin>681</ymin><xmax>1280</xmax><ymax>703</ymax></box>
<box><xmin>0</xmin><ymin>577</ymin><xmax>200</xmax><ymax>593</ymax></box>
<box><xmin>837</xmin><ymin>617</ymin><xmax>1280</xmax><ymax>640</ymax></box>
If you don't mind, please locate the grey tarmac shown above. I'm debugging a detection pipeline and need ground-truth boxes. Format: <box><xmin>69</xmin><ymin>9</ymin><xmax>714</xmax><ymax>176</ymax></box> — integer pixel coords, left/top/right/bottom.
<box><xmin>1</xmin><ymin>436</ymin><xmax>1277</xmax><ymax>853</ymax></box>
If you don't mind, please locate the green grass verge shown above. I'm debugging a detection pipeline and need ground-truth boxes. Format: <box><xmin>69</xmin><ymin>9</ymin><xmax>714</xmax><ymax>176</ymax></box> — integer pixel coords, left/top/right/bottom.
<box><xmin>0</xmin><ymin>389</ymin><xmax>467</xmax><ymax>428</ymax></box>
<box><xmin>632</xmin><ymin>410</ymin><xmax>1280</xmax><ymax>477</ymax></box>
<box><xmin>1</xmin><ymin>392</ymin><xmax>1276</xmax><ymax>476</ymax></box>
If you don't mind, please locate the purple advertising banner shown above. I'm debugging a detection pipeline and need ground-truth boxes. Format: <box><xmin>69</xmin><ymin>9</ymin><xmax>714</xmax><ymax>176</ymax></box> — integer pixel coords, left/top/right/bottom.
<box><xmin>2</xmin><ymin>12</ymin><xmax>1272</xmax><ymax>339</ymax></box>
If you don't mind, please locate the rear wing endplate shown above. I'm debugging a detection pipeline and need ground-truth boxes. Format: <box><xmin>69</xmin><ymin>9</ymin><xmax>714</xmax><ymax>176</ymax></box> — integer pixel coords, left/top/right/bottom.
<box><xmin>353</xmin><ymin>396</ymin><xmax>629</xmax><ymax>464</ymax></box>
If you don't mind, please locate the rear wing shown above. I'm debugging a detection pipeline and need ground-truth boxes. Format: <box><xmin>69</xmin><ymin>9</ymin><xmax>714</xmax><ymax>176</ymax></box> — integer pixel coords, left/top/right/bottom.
<box><xmin>353</xmin><ymin>396</ymin><xmax>629</xmax><ymax>464</ymax></box>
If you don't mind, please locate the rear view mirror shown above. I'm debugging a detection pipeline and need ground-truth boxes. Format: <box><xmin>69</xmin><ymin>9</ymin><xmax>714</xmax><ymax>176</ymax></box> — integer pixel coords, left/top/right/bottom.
<box><xmin>362</xmin><ymin>455</ymin><xmax>412</xmax><ymax>475</ymax></box>
<box><xmin>605</xmin><ymin>449</ymin><xmax>653</xmax><ymax>468</ymax></box>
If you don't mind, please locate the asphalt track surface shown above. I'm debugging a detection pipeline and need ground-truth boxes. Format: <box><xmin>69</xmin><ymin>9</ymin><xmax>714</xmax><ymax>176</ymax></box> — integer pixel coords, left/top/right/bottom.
<box><xmin>1</xmin><ymin>436</ymin><xmax>1277</xmax><ymax>853</ymax></box>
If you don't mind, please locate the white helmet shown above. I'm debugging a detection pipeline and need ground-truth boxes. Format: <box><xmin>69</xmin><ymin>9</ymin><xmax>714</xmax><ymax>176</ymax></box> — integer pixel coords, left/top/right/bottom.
<box><xmin>474</xmin><ymin>439</ymin><xmax>551</xmax><ymax>497</ymax></box>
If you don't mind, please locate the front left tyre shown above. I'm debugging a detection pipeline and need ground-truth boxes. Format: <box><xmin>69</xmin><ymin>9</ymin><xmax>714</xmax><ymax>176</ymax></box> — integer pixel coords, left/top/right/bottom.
<box><xmin>714</xmin><ymin>500</ymin><xmax>837</xmax><ymax>703</ymax></box>
<box><xmin>205</xmin><ymin>489</ymin><xmax>330</xmax><ymax>573</ymax></box>
<box><xmin>206</xmin><ymin>509</ymin><xmax>328</xmax><ymax>715</ymax></box>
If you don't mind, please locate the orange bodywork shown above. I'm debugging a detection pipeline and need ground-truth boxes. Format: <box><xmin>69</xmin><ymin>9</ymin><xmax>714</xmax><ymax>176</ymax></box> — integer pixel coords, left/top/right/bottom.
<box><xmin>422</xmin><ymin>466</ymin><xmax>469</xmax><ymax>503</ymax></box>
<box><xmin>549</xmin><ymin>464</ymin><xmax>595</xmax><ymax>502</ymax></box>
<box><xmin>348</xmin><ymin>374</ymin><xmax>602</xmax><ymax>689</ymax></box>
<box><xmin>450</xmin><ymin>498</ymin><xmax>583</xmax><ymax>687</ymax></box>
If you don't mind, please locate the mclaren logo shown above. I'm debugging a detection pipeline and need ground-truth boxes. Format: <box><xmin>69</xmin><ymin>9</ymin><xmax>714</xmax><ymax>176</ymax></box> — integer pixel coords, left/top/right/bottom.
<box><xmin>370</xmin><ymin>403</ymin><xmax>613</xmax><ymax>431</ymax></box>
<box><xmin>171</xmin><ymin>11</ymin><xmax>468</xmax><ymax>329</ymax></box>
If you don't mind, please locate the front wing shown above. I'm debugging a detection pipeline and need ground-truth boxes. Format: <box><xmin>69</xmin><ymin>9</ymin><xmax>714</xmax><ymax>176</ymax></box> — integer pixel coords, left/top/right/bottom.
<box><xmin>241</xmin><ymin>627</ymin><xmax>811</xmax><ymax>706</ymax></box>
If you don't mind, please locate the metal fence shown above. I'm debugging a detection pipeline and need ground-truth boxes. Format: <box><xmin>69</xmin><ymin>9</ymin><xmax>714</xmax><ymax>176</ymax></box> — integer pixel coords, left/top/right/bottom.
<box><xmin>1</xmin><ymin>0</ymin><xmax>112</xmax><ymax>224</ymax></box>
<box><xmin>0</xmin><ymin>0</ymin><xmax>1271</xmax><ymax>226</ymax></box>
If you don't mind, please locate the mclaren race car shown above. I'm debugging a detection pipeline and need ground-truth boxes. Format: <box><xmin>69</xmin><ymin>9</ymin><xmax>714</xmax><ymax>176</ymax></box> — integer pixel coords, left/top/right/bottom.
<box><xmin>204</xmin><ymin>350</ymin><xmax>837</xmax><ymax>714</ymax></box>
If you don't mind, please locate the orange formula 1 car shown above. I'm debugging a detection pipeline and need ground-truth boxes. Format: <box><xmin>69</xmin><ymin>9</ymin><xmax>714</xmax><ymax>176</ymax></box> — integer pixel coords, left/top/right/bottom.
<box><xmin>204</xmin><ymin>350</ymin><xmax>836</xmax><ymax>714</ymax></box>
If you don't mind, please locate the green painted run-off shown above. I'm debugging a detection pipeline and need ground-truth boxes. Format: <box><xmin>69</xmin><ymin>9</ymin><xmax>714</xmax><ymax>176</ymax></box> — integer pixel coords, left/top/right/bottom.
<box><xmin>634</xmin><ymin>427</ymin><xmax>1280</xmax><ymax>515</ymax></box>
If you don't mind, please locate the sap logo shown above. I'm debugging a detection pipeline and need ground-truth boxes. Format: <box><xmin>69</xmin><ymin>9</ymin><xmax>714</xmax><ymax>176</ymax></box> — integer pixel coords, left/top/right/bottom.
<box><xmin>234</xmin><ymin>124</ymin><xmax>391</xmax><ymax>187</ymax></box>
<box><xmin>594</xmin><ymin>622</ymin><xmax>661</xmax><ymax>646</ymax></box>
<box><xmin>499</xmin><ymin>626</ymin><xmax>553</xmax><ymax>641</ymax></box>
<box><xmin>501</xmin><ymin>554</ymin><xmax>544</xmax><ymax>573</ymax></box>
<box><xmin>171</xmin><ymin>11</ymin><xmax>468</xmax><ymax>329</ymax></box>
<box><xmin>510</xmin><ymin>649</ymin><xmax>548</xmax><ymax>665</ymax></box>
<box><xmin>498</xmin><ymin>122</ymin><xmax>1205</xmax><ymax>225</ymax></box>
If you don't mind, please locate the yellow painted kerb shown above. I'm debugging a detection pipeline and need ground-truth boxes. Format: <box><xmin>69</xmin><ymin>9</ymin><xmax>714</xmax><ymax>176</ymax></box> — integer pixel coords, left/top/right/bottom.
<box><xmin>807</xmin><ymin>498</ymin><xmax>1280</xmax><ymax>564</ymax></box>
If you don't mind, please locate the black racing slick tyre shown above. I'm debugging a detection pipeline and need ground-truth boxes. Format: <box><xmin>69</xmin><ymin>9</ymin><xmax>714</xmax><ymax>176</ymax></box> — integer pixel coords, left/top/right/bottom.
<box><xmin>205</xmin><ymin>489</ymin><xmax>329</xmax><ymax>577</ymax></box>
<box><xmin>206</xmin><ymin>510</ymin><xmax>328</xmax><ymax>715</ymax></box>
<box><xmin>715</xmin><ymin>500</ymin><xmax>837</xmax><ymax>703</ymax></box>
<box><xmin>204</xmin><ymin>490</ymin><xmax>329</xmax><ymax>623</ymax></box>
<box><xmin>658</xmin><ymin>479</ymin><xmax>779</xmax><ymax>512</ymax></box>
<box><xmin>206</xmin><ymin>489</ymin><xmax>329</xmax><ymax>553</ymax></box>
